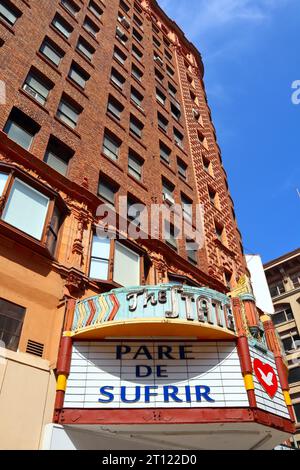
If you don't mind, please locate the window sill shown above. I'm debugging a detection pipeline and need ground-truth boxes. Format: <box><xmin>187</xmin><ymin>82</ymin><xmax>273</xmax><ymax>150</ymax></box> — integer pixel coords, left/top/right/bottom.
<box><xmin>0</xmin><ymin>18</ymin><xmax>15</xmax><ymax>34</ymax></box>
<box><xmin>101</xmin><ymin>151</ymin><xmax>124</xmax><ymax>173</ymax></box>
<box><xmin>160</xmin><ymin>159</ymin><xmax>175</xmax><ymax>175</ymax></box>
<box><xmin>132</xmin><ymin>56</ymin><xmax>145</xmax><ymax>70</ymax></box>
<box><xmin>130</xmin><ymin>100</ymin><xmax>146</xmax><ymax>117</ymax></box>
<box><xmin>36</xmin><ymin>51</ymin><xmax>63</xmax><ymax>75</ymax></box>
<box><xmin>0</xmin><ymin>220</ymin><xmax>54</xmax><ymax>261</ymax></box>
<box><xmin>82</xmin><ymin>27</ymin><xmax>100</xmax><ymax>45</ymax></box>
<box><xmin>110</xmin><ymin>80</ymin><xmax>127</xmax><ymax>99</ymax></box>
<box><xmin>59</xmin><ymin>3</ymin><xmax>79</xmax><ymax>23</ymax></box>
<box><xmin>88</xmin><ymin>9</ymin><xmax>104</xmax><ymax>25</ymax></box>
<box><xmin>66</xmin><ymin>76</ymin><xmax>89</xmax><ymax>99</ymax></box>
<box><xmin>75</xmin><ymin>48</ymin><xmax>95</xmax><ymax>68</ymax></box>
<box><xmin>113</xmin><ymin>56</ymin><xmax>129</xmax><ymax>74</ymax></box>
<box><xmin>49</xmin><ymin>24</ymin><xmax>72</xmax><ymax>46</ymax></box>
<box><xmin>127</xmin><ymin>172</ymin><xmax>147</xmax><ymax>191</ymax></box>
<box><xmin>214</xmin><ymin>238</ymin><xmax>236</xmax><ymax>258</ymax></box>
<box><xmin>129</xmin><ymin>131</ymin><xmax>147</xmax><ymax>150</ymax></box>
<box><xmin>21</xmin><ymin>0</ymin><xmax>31</xmax><ymax>7</ymax></box>
<box><xmin>54</xmin><ymin>116</ymin><xmax>82</xmax><ymax>139</ymax></box>
<box><xmin>18</xmin><ymin>88</ymin><xmax>50</xmax><ymax>114</ymax></box>
<box><xmin>116</xmin><ymin>37</ymin><xmax>129</xmax><ymax>51</ymax></box>
<box><xmin>106</xmin><ymin>112</ymin><xmax>126</xmax><ymax>132</ymax></box>
<box><xmin>179</xmin><ymin>175</ymin><xmax>193</xmax><ymax>190</ymax></box>
<box><xmin>131</xmin><ymin>74</ymin><xmax>145</xmax><ymax>90</ymax></box>
<box><xmin>158</xmin><ymin>126</ymin><xmax>172</xmax><ymax>143</ymax></box>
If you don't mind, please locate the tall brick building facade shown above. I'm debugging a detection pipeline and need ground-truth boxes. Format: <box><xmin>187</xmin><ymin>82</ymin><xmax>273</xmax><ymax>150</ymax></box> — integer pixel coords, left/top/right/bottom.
<box><xmin>0</xmin><ymin>0</ymin><xmax>295</xmax><ymax>450</ymax></box>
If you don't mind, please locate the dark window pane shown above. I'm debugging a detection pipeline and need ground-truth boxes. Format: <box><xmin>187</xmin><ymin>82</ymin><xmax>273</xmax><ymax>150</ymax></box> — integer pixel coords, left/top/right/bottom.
<box><xmin>0</xmin><ymin>298</ymin><xmax>26</xmax><ymax>352</ymax></box>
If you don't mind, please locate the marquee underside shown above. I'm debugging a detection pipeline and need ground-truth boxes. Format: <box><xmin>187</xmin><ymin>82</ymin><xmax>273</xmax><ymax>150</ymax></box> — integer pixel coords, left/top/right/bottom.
<box><xmin>71</xmin><ymin>318</ymin><xmax>237</xmax><ymax>340</ymax></box>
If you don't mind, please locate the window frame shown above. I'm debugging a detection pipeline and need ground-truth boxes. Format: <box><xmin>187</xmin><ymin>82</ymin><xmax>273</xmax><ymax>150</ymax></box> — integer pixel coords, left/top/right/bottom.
<box><xmin>0</xmin><ymin>163</ymin><xmax>68</xmax><ymax>258</ymax></box>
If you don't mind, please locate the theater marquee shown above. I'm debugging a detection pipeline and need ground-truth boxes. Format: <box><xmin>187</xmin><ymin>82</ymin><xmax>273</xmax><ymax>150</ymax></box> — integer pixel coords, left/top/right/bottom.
<box><xmin>64</xmin><ymin>341</ymin><xmax>249</xmax><ymax>409</ymax></box>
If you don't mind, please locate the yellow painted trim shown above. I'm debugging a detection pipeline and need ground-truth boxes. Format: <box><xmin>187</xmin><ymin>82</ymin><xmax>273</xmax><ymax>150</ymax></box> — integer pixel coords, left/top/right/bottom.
<box><xmin>56</xmin><ymin>374</ymin><xmax>67</xmax><ymax>392</ymax></box>
<box><xmin>283</xmin><ymin>390</ymin><xmax>292</xmax><ymax>406</ymax></box>
<box><xmin>70</xmin><ymin>318</ymin><xmax>237</xmax><ymax>340</ymax></box>
<box><xmin>244</xmin><ymin>373</ymin><xmax>255</xmax><ymax>391</ymax></box>
<box><xmin>63</xmin><ymin>331</ymin><xmax>72</xmax><ymax>337</ymax></box>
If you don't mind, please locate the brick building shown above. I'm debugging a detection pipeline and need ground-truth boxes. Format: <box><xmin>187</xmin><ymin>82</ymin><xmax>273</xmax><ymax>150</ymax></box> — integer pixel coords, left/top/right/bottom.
<box><xmin>264</xmin><ymin>248</ymin><xmax>300</xmax><ymax>448</ymax></box>
<box><xmin>0</xmin><ymin>0</ymin><xmax>295</xmax><ymax>449</ymax></box>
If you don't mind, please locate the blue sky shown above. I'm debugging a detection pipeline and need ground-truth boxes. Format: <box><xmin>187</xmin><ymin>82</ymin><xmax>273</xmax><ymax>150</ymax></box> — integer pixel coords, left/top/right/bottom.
<box><xmin>158</xmin><ymin>0</ymin><xmax>300</xmax><ymax>263</ymax></box>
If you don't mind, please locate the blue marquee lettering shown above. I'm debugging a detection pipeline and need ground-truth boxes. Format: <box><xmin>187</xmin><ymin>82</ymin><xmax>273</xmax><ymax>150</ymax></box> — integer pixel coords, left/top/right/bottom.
<box><xmin>98</xmin><ymin>386</ymin><xmax>114</xmax><ymax>403</ymax></box>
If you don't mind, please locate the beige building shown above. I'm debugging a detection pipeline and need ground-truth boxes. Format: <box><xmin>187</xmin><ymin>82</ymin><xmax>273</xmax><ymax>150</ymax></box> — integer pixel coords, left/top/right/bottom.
<box><xmin>264</xmin><ymin>248</ymin><xmax>300</xmax><ymax>448</ymax></box>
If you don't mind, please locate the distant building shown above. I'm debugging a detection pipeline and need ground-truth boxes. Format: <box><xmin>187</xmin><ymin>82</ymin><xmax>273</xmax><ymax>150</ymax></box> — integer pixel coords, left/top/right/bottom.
<box><xmin>264</xmin><ymin>248</ymin><xmax>300</xmax><ymax>448</ymax></box>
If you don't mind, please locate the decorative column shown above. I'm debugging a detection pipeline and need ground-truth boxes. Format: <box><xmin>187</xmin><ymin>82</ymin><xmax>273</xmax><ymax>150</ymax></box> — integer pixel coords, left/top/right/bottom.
<box><xmin>232</xmin><ymin>297</ymin><xmax>256</xmax><ymax>407</ymax></box>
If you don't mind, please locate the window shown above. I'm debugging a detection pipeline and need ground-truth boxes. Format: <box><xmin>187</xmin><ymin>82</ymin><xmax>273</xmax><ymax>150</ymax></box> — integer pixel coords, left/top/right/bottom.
<box><xmin>68</xmin><ymin>62</ymin><xmax>90</xmax><ymax>89</ymax></box>
<box><xmin>272</xmin><ymin>306</ymin><xmax>294</xmax><ymax>325</ymax></box>
<box><xmin>114</xmin><ymin>46</ymin><xmax>127</xmax><ymax>65</ymax></box>
<box><xmin>166</xmin><ymin>65</ymin><xmax>174</xmax><ymax>78</ymax></box>
<box><xmin>57</xmin><ymin>96</ymin><xmax>82</xmax><ymax>129</ymax></box>
<box><xmin>293</xmin><ymin>403</ymin><xmax>300</xmax><ymax>423</ymax></box>
<box><xmin>165</xmin><ymin>48</ymin><xmax>172</xmax><ymax>61</ymax></box>
<box><xmin>61</xmin><ymin>0</ymin><xmax>80</xmax><ymax>17</ymax></box>
<box><xmin>47</xmin><ymin>206</ymin><xmax>62</xmax><ymax>256</ymax></box>
<box><xmin>23</xmin><ymin>70</ymin><xmax>53</xmax><ymax>105</ymax></box>
<box><xmin>168</xmin><ymin>83</ymin><xmax>177</xmax><ymax>98</ymax></box>
<box><xmin>4</xmin><ymin>108</ymin><xmax>40</xmax><ymax>150</ymax></box>
<box><xmin>158</xmin><ymin>112</ymin><xmax>168</xmax><ymax>132</ymax></box>
<box><xmin>131</xmin><ymin>87</ymin><xmax>143</xmax><ymax>109</ymax></box>
<box><xmin>215</xmin><ymin>223</ymin><xmax>224</xmax><ymax>243</ymax></box>
<box><xmin>120</xmin><ymin>0</ymin><xmax>130</xmax><ymax>14</ymax></box>
<box><xmin>83</xmin><ymin>16</ymin><xmax>99</xmax><ymax>37</ymax></box>
<box><xmin>102</xmin><ymin>132</ymin><xmax>120</xmax><ymax>161</ymax></box>
<box><xmin>174</xmin><ymin>128</ymin><xmax>183</xmax><ymax>148</ymax></box>
<box><xmin>0</xmin><ymin>172</ymin><xmax>8</xmax><ymax>196</ymax></box>
<box><xmin>153</xmin><ymin>36</ymin><xmax>161</xmax><ymax>48</ymax></box>
<box><xmin>280</xmin><ymin>331</ymin><xmax>300</xmax><ymax>353</ymax></box>
<box><xmin>107</xmin><ymin>95</ymin><xmax>124</xmax><ymax>120</ymax></box>
<box><xmin>177</xmin><ymin>158</ymin><xmax>187</xmax><ymax>179</ymax></box>
<box><xmin>76</xmin><ymin>37</ymin><xmax>95</xmax><ymax>61</ymax></box>
<box><xmin>0</xmin><ymin>298</ymin><xmax>25</xmax><ymax>352</ymax></box>
<box><xmin>114</xmin><ymin>242</ymin><xmax>140</xmax><ymax>287</ymax></box>
<box><xmin>162</xmin><ymin>179</ymin><xmax>175</xmax><ymax>205</ymax></box>
<box><xmin>116</xmin><ymin>26</ymin><xmax>128</xmax><ymax>45</ymax></box>
<box><xmin>291</xmin><ymin>273</ymin><xmax>300</xmax><ymax>289</ymax></box>
<box><xmin>198</xmin><ymin>129</ymin><xmax>207</xmax><ymax>148</ymax></box>
<box><xmin>269</xmin><ymin>281</ymin><xmax>285</xmax><ymax>298</ymax></box>
<box><xmin>88</xmin><ymin>0</ymin><xmax>103</xmax><ymax>19</ymax></box>
<box><xmin>225</xmin><ymin>271</ymin><xmax>232</xmax><ymax>290</ymax></box>
<box><xmin>160</xmin><ymin>141</ymin><xmax>171</xmax><ymax>164</ymax></box>
<box><xmin>132</xmin><ymin>64</ymin><xmax>143</xmax><ymax>82</ymax></box>
<box><xmin>0</xmin><ymin>0</ymin><xmax>21</xmax><ymax>26</ymax></box>
<box><xmin>209</xmin><ymin>187</ymin><xmax>217</xmax><ymax>206</ymax></box>
<box><xmin>289</xmin><ymin>367</ymin><xmax>300</xmax><ymax>385</ymax></box>
<box><xmin>130</xmin><ymin>115</ymin><xmax>143</xmax><ymax>138</ymax></box>
<box><xmin>181</xmin><ymin>194</ymin><xmax>193</xmax><ymax>222</ymax></box>
<box><xmin>128</xmin><ymin>150</ymin><xmax>143</xmax><ymax>181</ymax></box>
<box><xmin>203</xmin><ymin>156</ymin><xmax>212</xmax><ymax>174</ymax></box>
<box><xmin>155</xmin><ymin>68</ymin><xmax>164</xmax><ymax>84</ymax></box>
<box><xmin>186</xmin><ymin>238</ymin><xmax>198</xmax><ymax>265</ymax></box>
<box><xmin>52</xmin><ymin>13</ymin><xmax>73</xmax><ymax>39</ymax></box>
<box><xmin>156</xmin><ymin>88</ymin><xmax>166</xmax><ymax>106</ymax></box>
<box><xmin>0</xmin><ymin>167</ymin><xmax>65</xmax><ymax>252</ymax></box>
<box><xmin>190</xmin><ymin>90</ymin><xmax>199</xmax><ymax>106</ymax></box>
<box><xmin>44</xmin><ymin>136</ymin><xmax>74</xmax><ymax>176</ymax></box>
<box><xmin>171</xmin><ymin>102</ymin><xmax>181</xmax><ymax>121</ymax></box>
<box><xmin>89</xmin><ymin>236</ymin><xmax>110</xmax><ymax>280</ymax></box>
<box><xmin>2</xmin><ymin>178</ymin><xmax>49</xmax><ymax>240</ymax></box>
<box><xmin>111</xmin><ymin>67</ymin><xmax>125</xmax><ymax>90</ymax></box>
<box><xmin>154</xmin><ymin>51</ymin><xmax>163</xmax><ymax>66</ymax></box>
<box><xmin>133</xmin><ymin>13</ymin><xmax>143</xmax><ymax>29</ymax></box>
<box><xmin>98</xmin><ymin>178</ymin><xmax>117</xmax><ymax>206</ymax></box>
<box><xmin>40</xmin><ymin>38</ymin><xmax>64</xmax><ymax>66</ymax></box>
<box><xmin>164</xmin><ymin>221</ymin><xmax>177</xmax><ymax>251</ymax></box>
<box><xmin>132</xmin><ymin>44</ymin><xmax>143</xmax><ymax>61</ymax></box>
<box><xmin>133</xmin><ymin>28</ymin><xmax>143</xmax><ymax>43</ymax></box>
<box><xmin>127</xmin><ymin>195</ymin><xmax>143</xmax><ymax>225</ymax></box>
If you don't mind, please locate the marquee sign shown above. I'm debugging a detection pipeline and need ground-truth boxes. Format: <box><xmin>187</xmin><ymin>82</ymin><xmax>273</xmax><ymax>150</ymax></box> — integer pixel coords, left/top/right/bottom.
<box><xmin>71</xmin><ymin>284</ymin><xmax>235</xmax><ymax>336</ymax></box>
<box><xmin>64</xmin><ymin>341</ymin><xmax>249</xmax><ymax>409</ymax></box>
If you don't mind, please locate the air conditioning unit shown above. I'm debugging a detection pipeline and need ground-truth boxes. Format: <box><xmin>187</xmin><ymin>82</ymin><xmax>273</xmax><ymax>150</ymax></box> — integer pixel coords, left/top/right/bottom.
<box><xmin>116</xmin><ymin>26</ymin><xmax>126</xmax><ymax>39</ymax></box>
<box><xmin>154</xmin><ymin>56</ymin><xmax>164</xmax><ymax>66</ymax></box>
<box><xmin>23</xmin><ymin>84</ymin><xmax>38</xmax><ymax>99</ymax></box>
<box><xmin>120</xmin><ymin>16</ymin><xmax>130</xmax><ymax>29</ymax></box>
<box><xmin>163</xmin><ymin>192</ymin><xmax>175</xmax><ymax>206</ymax></box>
